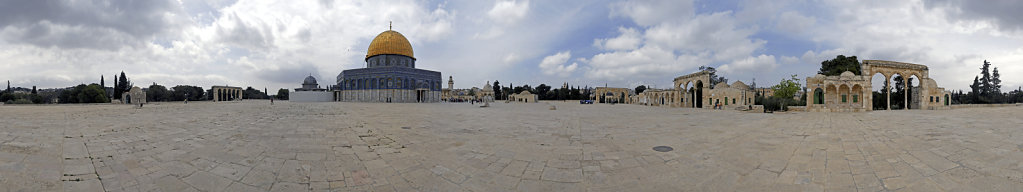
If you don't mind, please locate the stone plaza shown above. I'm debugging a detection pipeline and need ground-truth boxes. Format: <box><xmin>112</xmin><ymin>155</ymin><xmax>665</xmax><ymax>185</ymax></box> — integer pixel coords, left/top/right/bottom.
<box><xmin>1</xmin><ymin>101</ymin><xmax>1022</xmax><ymax>191</ymax></box>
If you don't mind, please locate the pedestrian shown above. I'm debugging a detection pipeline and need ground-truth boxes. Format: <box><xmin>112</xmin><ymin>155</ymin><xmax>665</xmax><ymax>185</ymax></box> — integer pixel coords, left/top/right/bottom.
<box><xmin>270</xmin><ymin>97</ymin><xmax>274</xmax><ymax>105</ymax></box>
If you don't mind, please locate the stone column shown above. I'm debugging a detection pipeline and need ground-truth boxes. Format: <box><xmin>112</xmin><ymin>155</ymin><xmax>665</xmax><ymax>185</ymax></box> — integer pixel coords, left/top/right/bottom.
<box><xmin>904</xmin><ymin>82</ymin><xmax>909</xmax><ymax>110</ymax></box>
<box><xmin>886</xmin><ymin>77</ymin><xmax>891</xmax><ymax>110</ymax></box>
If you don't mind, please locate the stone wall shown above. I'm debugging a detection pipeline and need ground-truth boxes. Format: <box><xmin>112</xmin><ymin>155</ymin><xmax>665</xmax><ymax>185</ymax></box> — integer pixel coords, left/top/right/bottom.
<box><xmin>290</xmin><ymin>91</ymin><xmax>334</xmax><ymax>102</ymax></box>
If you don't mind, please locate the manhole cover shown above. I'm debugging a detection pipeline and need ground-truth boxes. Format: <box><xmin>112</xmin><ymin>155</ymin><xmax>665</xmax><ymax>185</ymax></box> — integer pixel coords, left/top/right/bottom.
<box><xmin>653</xmin><ymin>146</ymin><xmax>674</xmax><ymax>152</ymax></box>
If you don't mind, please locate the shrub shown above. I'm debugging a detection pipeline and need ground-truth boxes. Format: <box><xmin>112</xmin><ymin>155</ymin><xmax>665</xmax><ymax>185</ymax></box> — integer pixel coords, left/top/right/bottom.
<box><xmin>762</xmin><ymin>96</ymin><xmax>802</xmax><ymax>112</ymax></box>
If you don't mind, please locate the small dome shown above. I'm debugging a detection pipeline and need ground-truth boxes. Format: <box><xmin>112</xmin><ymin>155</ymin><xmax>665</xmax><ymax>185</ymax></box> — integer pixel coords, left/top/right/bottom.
<box><xmin>840</xmin><ymin>71</ymin><xmax>856</xmax><ymax>77</ymax></box>
<box><xmin>303</xmin><ymin>76</ymin><xmax>317</xmax><ymax>85</ymax></box>
<box><xmin>366</xmin><ymin>30</ymin><xmax>414</xmax><ymax>60</ymax></box>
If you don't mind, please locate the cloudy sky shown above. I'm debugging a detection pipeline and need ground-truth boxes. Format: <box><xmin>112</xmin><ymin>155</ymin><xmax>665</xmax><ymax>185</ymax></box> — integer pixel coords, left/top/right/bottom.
<box><xmin>2</xmin><ymin>0</ymin><xmax>1022</xmax><ymax>93</ymax></box>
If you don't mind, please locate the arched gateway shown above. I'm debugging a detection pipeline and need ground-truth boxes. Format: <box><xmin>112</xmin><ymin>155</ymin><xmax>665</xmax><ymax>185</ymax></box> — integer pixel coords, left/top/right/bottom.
<box><xmin>806</xmin><ymin>60</ymin><xmax>951</xmax><ymax>112</ymax></box>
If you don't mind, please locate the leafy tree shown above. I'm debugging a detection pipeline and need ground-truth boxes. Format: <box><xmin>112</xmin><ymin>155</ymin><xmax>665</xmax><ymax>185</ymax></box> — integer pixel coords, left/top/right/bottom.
<box><xmin>992</xmin><ymin>67</ymin><xmax>1002</xmax><ymax>102</ymax></box>
<box><xmin>115</xmin><ymin>72</ymin><xmax>131</xmax><ymax>100</ymax></box>
<box><xmin>60</xmin><ymin>84</ymin><xmax>109</xmax><ymax>103</ymax></box>
<box><xmin>276</xmin><ymin>88</ymin><xmax>289</xmax><ymax>100</ymax></box>
<box><xmin>969</xmin><ymin>76</ymin><xmax>981</xmax><ymax>104</ymax></box>
<box><xmin>979</xmin><ymin>60</ymin><xmax>992</xmax><ymax>96</ymax></box>
<box><xmin>78</xmin><ymin>84</ymin><xmax>109</xmax><ymax>103</ymax></box>
<box><xmin>243</xmin><ymin>87</ymin><xmax>267</xmax><ymax>99</ymax></box>
<box><xmin>771</xmin><ymin>75</ymin><xmax>802</xmax><ymax>99</ymax></box>
<box><xmin>964</xmin><ymin>60</ymin><xmax>1006</xmax><ymax>104</ymax></box>
<box><xmin>493</xmin><ymin>81</ymin><xmax>502</xmax><ymax>100</ymax></box>
<box><xmin>635</xmin><ymin>85</ymin><xmax>647</xmax><ymax>94</ymax></box>
<box><xmin>699</xmin><ymin>66</ymin><xmax>728</xmax><ymax>88</ymax></box>
<box><xmin>31</xmin><ymin>86</ymin><xmax>37</xmax><ymax>95</ymax></box>
<box><xmin>147</xmin><ymin>83</ymin><xmax>169</xmax><ymax>102</ymax></box>
<box><xmin>818</xmin><ymin>55</ymin><xmax>861</xmax><ymax>76</ymax></box>
<box><xmin>535</xmin><ymin>84</ymin><xmax>551</xmax><ymax>99</ymax></box>
<box><xmin>170</xmin><ymin>85</ymin><xmax>205</xmax><ymax>101</ymax></box>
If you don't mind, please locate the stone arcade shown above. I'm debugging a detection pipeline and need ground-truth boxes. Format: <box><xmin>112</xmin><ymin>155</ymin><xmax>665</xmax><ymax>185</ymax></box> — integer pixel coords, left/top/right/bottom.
<box><xmin>672</xmin><ymin>71</ymin><xmax>754</xmax><ymax>109</ymax></box>
<box><xmin>806</xmin><ymin>60</ymin><xmax>951</xmax><ymax>112</ymax></box>
<box><xmin>336</xmin><ymin>28</ymin><xmax>442</xmax><ymax>103</ymax></box>
<box><xmin>211</xmin><ymin>86</ymin><xmax>243</xmax><ymax>102</ymax></box>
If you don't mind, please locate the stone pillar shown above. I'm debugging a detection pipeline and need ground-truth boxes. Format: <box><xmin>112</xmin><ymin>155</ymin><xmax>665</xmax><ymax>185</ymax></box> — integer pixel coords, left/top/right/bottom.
<box><xmin>904</xmin><ymin>82</ymin><xmax>908</xmax><ymax>110</ymax></box>
<box><xmin>886</xmin><ymin>80</ymin><xmax>891</xmax><ymax>110</ymax></box>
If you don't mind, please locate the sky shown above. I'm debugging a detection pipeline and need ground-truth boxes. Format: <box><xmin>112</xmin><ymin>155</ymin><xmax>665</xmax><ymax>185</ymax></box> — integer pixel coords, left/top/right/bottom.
<box><xmin>1</xmin><ymin>0</ymin><xmax>1022</xmax><ymax>93</ymax></box>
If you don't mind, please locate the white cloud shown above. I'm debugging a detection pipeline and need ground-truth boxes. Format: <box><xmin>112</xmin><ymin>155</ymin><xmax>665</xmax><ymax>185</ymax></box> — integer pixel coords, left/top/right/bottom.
<box><xmin>488</xmin><ymin>0</ymin><xmax>530</xmax><ymax>25</ymax></box>
<box><xmin>610</xmin><ymin>0</ymin><xmax>694</xmax><ymax>26</ymax></box>
<box><xmin>719</xmin><ymin>54</ymin><xmax>778</xmax><ymax>74</ymax></box>
<box><xmin>539</xmin><ymin>51</ymin><xmax>578</xmax><ymax>77</ymax></box>
<box><xmin>594</xmin><ymin>27</ymin><xmax>641</xmax><ymax>51</ymax></box>
<box><xmin>585</xmin><ymin>46</ymin><xmax>706</xmax><ymax>83</ymax></box>
<box><xmin>586</xmin><ymin>3</ymin><xmax>766</xmax><ymax>87</ymax></box>
<box><xmin>775</xmin><ymin>11</ymin><xmax>816</xmax><ymax>35</ymax></box>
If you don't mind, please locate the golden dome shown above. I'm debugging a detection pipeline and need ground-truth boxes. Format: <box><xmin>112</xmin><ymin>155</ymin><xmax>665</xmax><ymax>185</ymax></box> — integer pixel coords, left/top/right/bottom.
<box><xmin>366</xmin><ymin>30</ymin><xmax>414</xmax><ymax>60</ymax></box>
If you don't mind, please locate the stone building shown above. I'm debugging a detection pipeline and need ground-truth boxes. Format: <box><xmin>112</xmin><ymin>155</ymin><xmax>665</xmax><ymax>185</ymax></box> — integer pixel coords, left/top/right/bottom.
<box><xmin>122</xmin><ymin>86</ymin><xmax>147</xmax><ymax>104</ymax></box>
<box><xmin>336</xmin><ymin>28</ymin><xmax>442</xmax><ymax>103</ymax></box>
<box><xmin>291</xmin><ymin>75</ymin><xmax>333</xmax><ymax>102</ymax></box>
<box><xmin>806</xmin><ymin>60</ymin><xmax>951</xmax><ymax>112</ymax></box>
<box><xmin>509</xmin><ymin>91</ymin><xmax>537</xmax><ymax>103</ymax></box>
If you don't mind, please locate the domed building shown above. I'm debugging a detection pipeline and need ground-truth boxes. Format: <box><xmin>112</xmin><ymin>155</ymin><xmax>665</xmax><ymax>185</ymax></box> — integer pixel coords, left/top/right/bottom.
<box><xmin>296</xmin><ymin>75</ymin><xmax>326</xmax><ymax>91</ymax></box>
<box><xmin>337</xmin><ymin>28</ymin><xmax>442</xmax><ymax>102</ymax></box>
<box><xmin>292</xmin><ymin>75</ymin><xmax>332</xmax><ymax>102</ymax></box>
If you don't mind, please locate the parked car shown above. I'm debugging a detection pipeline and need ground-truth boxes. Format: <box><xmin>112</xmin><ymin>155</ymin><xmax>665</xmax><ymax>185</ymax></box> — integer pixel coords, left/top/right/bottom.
<box><xmin>580</xmin><ymin>100</ymin><xmax>594</xmax><ymax>104</ymax></box>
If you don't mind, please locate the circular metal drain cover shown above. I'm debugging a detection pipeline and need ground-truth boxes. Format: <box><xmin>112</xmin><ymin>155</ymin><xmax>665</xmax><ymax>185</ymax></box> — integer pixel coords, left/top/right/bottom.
<box><xmin>653</xmin><ymin>146</ymin><xmax>674</xmax><ymax>152</ymax></box>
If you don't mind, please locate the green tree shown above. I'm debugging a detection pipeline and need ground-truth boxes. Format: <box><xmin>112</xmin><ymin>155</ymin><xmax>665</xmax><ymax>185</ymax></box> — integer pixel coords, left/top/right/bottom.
<box><xmin>170</xmin><ymin>85</ymin><xmax>205</xmax><ymax>101</ymax></box>
<box><xmin>635</xmin><ymin>85</ymin><xmax>647</xmax><ymax>94</ymax></box>
<box><xmin>276</xmin><ymin>88</ymin><xmax>289</xmax><ymax>100</ymax></box>
<box><xmin>78</xmin><ymin>84</ymin><xmax>109</xmax><ymax>103</ymax></box>
<box><xmin>59</xmin><ymin>84</ymin><xmax>108</xmax><ymax>103</ymax></box>
<box><xmin>535</xmin><ymin>84</ymin><xmax>551</xmax><ymax>99</ymax></box>
<box><xmin>818</xmin><ymin>55</ymin><xmax>861</xmax><ymax>76</ymax></box>
<box><xmin>699</xmin><ymin>66</ymin><xmax>728</xmax><ymax>88</ymax></box>
<box><xmin>771</xmin><ymin>75</ymin><xmax>802</xmax><ymax>99</ymax></box>
<box><xmin>243</xmin><ymin>87</ymin><xmax>266</xmax><ymax>99</ymax></box>
<box><xmin>115</xmin><ymin>72</ymin><xmax>131</xmax><ymax>100</ymax></box>
<box><xmin>992</xmin><ymin>67</ymin><xmax>1002</xmax><ymax>102</ymax></box>
<box><xmin>147</xmin><ymin>83</ymin><xmax>169</xmax><ymax>102</ymax></box>
<box><xmin>493</xmin><ymin>81</ymin><xmax>502</xmax><ymax>100</ymax></box>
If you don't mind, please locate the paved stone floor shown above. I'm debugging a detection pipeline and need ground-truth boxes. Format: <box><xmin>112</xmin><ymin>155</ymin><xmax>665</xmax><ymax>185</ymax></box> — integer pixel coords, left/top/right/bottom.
<box><xmin>1</xmin><ymin>101</ymin><xmax>1022</xmax><ymax>191</ymax></box>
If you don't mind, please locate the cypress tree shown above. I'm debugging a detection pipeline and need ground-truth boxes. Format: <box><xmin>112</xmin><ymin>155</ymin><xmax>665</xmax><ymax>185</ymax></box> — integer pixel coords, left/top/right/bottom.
<box><xmin>116</xmin><ymin>71</ymin><xmax>130</xmax><ymax>100</ymax></box>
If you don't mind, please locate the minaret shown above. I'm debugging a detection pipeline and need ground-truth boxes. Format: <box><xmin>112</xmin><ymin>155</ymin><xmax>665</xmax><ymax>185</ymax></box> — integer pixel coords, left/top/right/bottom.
<box><xmin>447</xmin><ymin>76</ymin><xmax>454</xmax><ymax>90</ymax></box>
